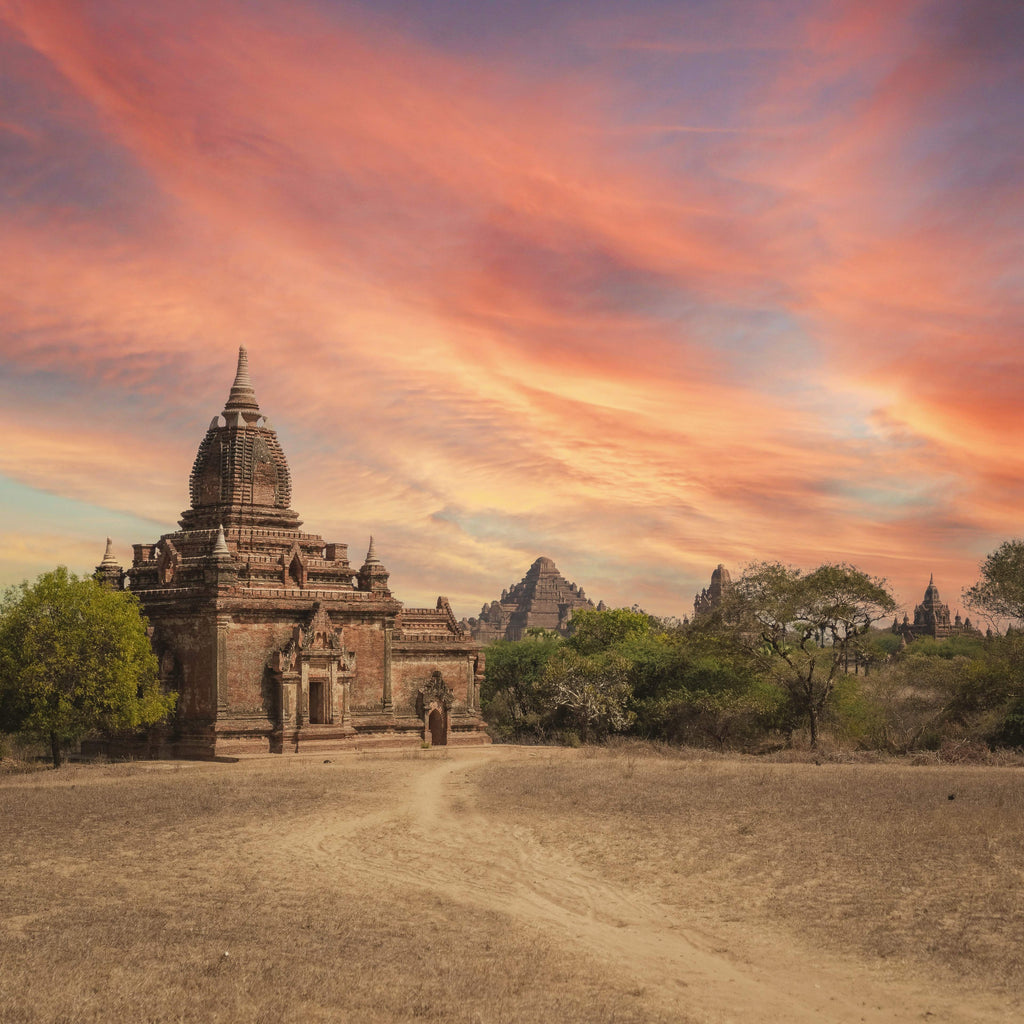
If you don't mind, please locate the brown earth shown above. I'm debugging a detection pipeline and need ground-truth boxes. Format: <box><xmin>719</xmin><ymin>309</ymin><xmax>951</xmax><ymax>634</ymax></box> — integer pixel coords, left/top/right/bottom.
<box><xmin>1</xmin><ymin>744</ymin><xmax>1021</xmax><ymax>1023</ymax></box>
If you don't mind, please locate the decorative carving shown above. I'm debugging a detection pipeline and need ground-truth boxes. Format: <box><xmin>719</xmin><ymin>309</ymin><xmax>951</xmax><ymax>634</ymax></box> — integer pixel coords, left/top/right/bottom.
<box><xmin>418</xmin><ymin>670</ymin><xmax>454</xmax><ymax>718</ymax></box>
<box><xmin>303</xmin><ymin>603</ymin><xmax>340</xmax><ymax>650</ymax></box>
<box><xmin>251</xmin><ymin>436</ymin><xmax>279</xmax><ymax>505</ymax></box>
<box><xmin>156</xmin><ymin>539</ymin><xmax>180</xmax><ymax>585</ymax></box>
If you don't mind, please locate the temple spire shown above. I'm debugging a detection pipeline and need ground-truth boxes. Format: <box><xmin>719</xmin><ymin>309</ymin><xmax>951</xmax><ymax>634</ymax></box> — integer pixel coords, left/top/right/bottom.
<box><xmin>100</xmin><ymin>537</ymin><xmax>120</xmax><ymax>568</ymax></box>
<box><xmin>364</xmin><ymin>536</ymin><xmax>379</xmax><ymax>565</ymax></box>
<box><xmin>224</xmin><ymin>346</ymin><xmax>261</xmax><ymax>416</ymax></box>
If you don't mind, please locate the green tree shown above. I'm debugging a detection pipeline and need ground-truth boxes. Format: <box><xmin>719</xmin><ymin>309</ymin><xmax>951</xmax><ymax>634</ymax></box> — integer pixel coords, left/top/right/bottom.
<box><xmin>0</xmin><ymin>568</ymin><xmax>175</xmax><ymax>767</ymax></box>
<box><xmin>541</xmin><ymin>647</ymin><xmax>635</xmax><ymax>741</ymax></box>
<box><xmin>481</xmin><ymin>630</ymin><xmax>561</xmax><ymax>742</ymax></box>
<box><xmin>944</xmin><ymin>632</ymin><xmax>1024</xmax><ymax>748</ymax></box>
<box><xmin>565</xmin><ymin>607</ymin><xmax>654</xmax><ymax>656</ymax></box>
<box><xmin>965</xmin><ymin>539</ymin><xmax>1024</xmax><ymax>626</ymax></box>
<box><xmin>729</xmin><ymin>562</ymin><xmax>897</xmax><ymax>748</ymax></box>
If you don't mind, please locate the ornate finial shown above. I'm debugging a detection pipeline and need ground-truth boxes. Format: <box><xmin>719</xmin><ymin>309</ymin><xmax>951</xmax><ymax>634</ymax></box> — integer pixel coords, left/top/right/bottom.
<box><xmin>364</xmin><ymin>536</ymin><xmax>379</xmax><ymax>564</ymax></box>
<box><xmin>212</xmin><ymin>524</ymin><xmax>231</xmax><ymax>558</ymax></box>
<box><xmin>224</xmin><ymin>346</ymin><xmax>260</xmax><ymax>414</ymax></box>
<box><xmin>929</xmin><ymin>572</ymin><xmax>934</xmax><ymax>585</ymax></box>
<box><xmin>100</xmin><ymin>537</ymin><xmax>120</xmax><ymax>567</ymax></box>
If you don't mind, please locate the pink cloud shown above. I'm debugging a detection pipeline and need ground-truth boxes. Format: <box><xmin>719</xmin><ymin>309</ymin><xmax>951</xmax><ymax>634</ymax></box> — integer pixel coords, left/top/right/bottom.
<box><xmin>0</xmin><ymin>0</ymin><xmax>1020</xmax><ymax>617</ymax></box>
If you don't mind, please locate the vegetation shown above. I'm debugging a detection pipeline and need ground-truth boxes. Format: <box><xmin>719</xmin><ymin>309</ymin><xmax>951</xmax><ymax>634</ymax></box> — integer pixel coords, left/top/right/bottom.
<box><xmin>0</xmin><ymin>567</ymin><xmax>176</xmax><ymax>767</ymax></box>
<box><xmin>965</xmin><ymin>538</ymin><xmax>1024</xmax><ymax>625</ymax></box>
<box><xmin>724</xmin><ymin>562</ymin><xmax>897</xmax><ymax>748</ymax></box>
<box><xmin>481</xmin><ymin>549</ymin><xmax>1024</xmax><ymax>755</ymax></box>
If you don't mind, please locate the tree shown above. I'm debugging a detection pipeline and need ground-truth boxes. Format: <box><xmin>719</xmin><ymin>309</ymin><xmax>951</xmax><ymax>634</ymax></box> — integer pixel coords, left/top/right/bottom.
<box><xmin>541</xmin><ymin>647</ymin><xmax>635</xmax><ymax>742</ymax></box>
<box><xmin>965</xmin><ymin>540</ymin><xmax>1024</xmax><ymax>626</ymax></box>
<box><xmin>729</xmin><ymin>562</ymin><xmax>897</xmax><ymax>748</ymax></box>
<box><xmin>481</xmin><ymin>631</ymin><xmax>561</xmax><ymax>742</ymax></box>
<box><xmin>565</xmin><ymin>607</ymin><xmax>654</xmax><ymax>656</ymax></box>
<box><xmin>0</xmin><ymin>568</ymin><xmax>175</xmax><ymax>767</ymax></box>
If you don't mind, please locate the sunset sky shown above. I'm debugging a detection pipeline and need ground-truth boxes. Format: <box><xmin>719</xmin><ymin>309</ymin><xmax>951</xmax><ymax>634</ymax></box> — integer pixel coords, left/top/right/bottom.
<box><xmin>1</xmin><ymin>0</ymin><xmax>1021</xmax><ymax>622</ymax></box>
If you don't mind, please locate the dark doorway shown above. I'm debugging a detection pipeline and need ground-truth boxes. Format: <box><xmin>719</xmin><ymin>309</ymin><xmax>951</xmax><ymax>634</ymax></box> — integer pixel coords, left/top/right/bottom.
<box><xmin>428</xmin><ymin>709</ymin><xmax>446</xmax><ymax>746</ymax></box>
<box><xmin>309</xmin><ymin>680</ymin><xmax>326</xmax><ymax>724</ymax></box>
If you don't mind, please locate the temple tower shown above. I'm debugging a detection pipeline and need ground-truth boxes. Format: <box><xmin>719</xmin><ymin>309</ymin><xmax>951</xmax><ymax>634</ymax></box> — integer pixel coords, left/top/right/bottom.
<box><xmin>116</xmin><ymin>348</ymin><xmax>487</xmax><ymax>756</ymax></box>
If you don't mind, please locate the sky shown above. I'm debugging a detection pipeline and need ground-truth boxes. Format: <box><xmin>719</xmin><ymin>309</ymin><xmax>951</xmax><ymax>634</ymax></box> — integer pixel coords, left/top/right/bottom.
<box><xmin>0</xmin><ymin>0</ymin><xmax>1021</xmax><ymax>623</ymax></box>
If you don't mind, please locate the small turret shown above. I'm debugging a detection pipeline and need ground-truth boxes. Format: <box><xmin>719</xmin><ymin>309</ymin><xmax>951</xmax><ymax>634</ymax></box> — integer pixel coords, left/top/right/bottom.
<box><xmin>94</xmin><ymin>538</ymin><xmax>124</xmax><ymax>590</ymax></box>
<box><xmin>211</xmin><ymin>523</ymin><xmax>232</xmax><ymax>559</ymax></box>
<box><xmin>358</xmin><ymin>536</ymin><xmax>391</xmax><ymax>594</ymax></box>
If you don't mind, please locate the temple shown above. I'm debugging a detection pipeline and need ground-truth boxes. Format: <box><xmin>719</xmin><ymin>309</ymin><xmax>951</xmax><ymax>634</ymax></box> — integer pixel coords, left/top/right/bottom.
<box><xmin>463</xmin><ymin>556</ymin><xmax>598</xmax><ymax>642</ymax></box>
<box><xmin>892</xmin><ymin>574</ymin><xmax>981</xmax><ymax>643</ymax></box>
<box><xmin>97</xmin><ymin>348</ymin><xmax>487</xmax><ymax>756</ymax></box>
<box><xmin>693</xmin><ymin>564</ymin><xmax>733</xmax><ymax>620</ymax></box>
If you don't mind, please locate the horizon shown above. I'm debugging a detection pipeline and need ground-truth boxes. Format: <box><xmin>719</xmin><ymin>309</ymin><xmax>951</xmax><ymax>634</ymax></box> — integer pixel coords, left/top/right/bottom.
<box><xmin>1</xmin><ymin>0</ymin><xmax>1021</xmax><ymax>622</ymax></box>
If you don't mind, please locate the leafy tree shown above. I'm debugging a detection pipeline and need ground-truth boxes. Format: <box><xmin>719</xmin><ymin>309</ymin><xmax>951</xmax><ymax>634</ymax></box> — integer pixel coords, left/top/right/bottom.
<box><xmin>541</xmin><ymin>647</ymin><xmax>635</xmax><ymax>741</ymax></box>
<box><xmin>566</xmin><ymin>607</ymin><xmax>654</xmax><ymax>656</ymax></box>
<box><xmin>965</xmin><ymin>539</ymin><xmax>1024</xmax><ymax>626</ymax></box>
<box><xmin>481</xmin><ymin>630</ymin><xmax>561</xmax><ymax>742</ymax></box>
<box><xmin>623</xmin><ymin>623</ymin><xmax>775</xmax><ymax>747</ymax></box>
<box><xmin>728</xmin><ymin>562</ymin><xmax>897</xmax><ymax>748</ymax></box>
<box><xmin>0</xmin><ymin>568</ymin><xmax>175</xmax><ymax>767</ymax></box>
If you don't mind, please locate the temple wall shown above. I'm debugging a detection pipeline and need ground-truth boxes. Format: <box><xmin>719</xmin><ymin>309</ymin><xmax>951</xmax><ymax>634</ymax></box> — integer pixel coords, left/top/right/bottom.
<box><xmin>223</xmin><ymin>617</ymin><xmax>294</xmax><ymax>717</ymax></box>
<box><xmin>391</xmin><ymin>652</ymin><xmax>473</xmax><ymax>713</ymax></box>
<box><xmin>346</xmin><ymin>620</ymin><xmax>388</xmax><ymax>711</ymax></box>
<box><xmin>150</xmin><ymin>612</ymin><xmax>217</xmax><ymax>726</ymax></box>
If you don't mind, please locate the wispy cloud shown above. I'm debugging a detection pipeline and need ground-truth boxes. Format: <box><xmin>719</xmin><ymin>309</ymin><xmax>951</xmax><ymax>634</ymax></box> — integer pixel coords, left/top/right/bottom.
<box><xmin>0</xmin><ymin>0</ymin><xmax>1019</xmax><ymax>615</ymax></box>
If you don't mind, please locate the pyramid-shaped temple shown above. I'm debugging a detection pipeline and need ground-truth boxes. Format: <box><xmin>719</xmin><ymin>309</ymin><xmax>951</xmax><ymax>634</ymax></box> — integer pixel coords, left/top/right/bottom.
<box><xmin>465</xmin><ymin>556</ymin><xmax>597</xmax><ymax>642</ymax></box>
<box><xmin>99</xmin><ymin>348</ymin><xmax>487</xmax><ymax>756</ymax></box>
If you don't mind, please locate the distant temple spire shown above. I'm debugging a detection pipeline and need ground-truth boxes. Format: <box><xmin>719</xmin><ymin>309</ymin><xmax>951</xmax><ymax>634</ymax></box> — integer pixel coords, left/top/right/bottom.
<box><xmin>99</xmin><ymin>537</ymin><xmax>120</xmax><ymax>568</ymax></box>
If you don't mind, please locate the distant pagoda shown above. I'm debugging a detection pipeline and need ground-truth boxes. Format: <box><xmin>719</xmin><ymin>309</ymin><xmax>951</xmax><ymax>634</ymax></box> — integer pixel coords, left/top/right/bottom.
<box><xmin>892</xmin><ymin>574</ymin><xmax>981</xmax><ymax>644</ymax></box>
<box><xmin>693</xmin><ymin>564</ymin><xmax>733</xmax><ymax>620</ymax></box>
<box><xmin>465</xmin><ymin>556</ymin><xmax>599</xmax><ymax>642</ymax></box>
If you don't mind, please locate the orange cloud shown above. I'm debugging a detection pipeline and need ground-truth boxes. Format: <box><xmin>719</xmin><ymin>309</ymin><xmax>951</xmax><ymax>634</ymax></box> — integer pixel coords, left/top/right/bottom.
<box><xmin>0</xmin><ymin>0</ymin><xmax>1020</xmax><ymax>617</ymax></box>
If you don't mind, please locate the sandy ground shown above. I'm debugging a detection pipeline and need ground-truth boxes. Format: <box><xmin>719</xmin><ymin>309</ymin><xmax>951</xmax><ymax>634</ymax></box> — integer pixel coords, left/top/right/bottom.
<box><xmin>3</xmin><ymin>744</ymin><xmax>1019</xmax><ymax>1022</ymax></box>
<box><xmin>266</xmin><ymin>745</ymin><xmax>1014</xmax><ymax>1024</ymax></box>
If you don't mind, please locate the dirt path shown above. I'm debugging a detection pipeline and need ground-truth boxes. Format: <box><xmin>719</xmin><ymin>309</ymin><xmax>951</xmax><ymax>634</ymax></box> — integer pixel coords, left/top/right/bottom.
<box><xmin>273</xmin><ymin>748</ymin><xmax>1012</xmax><ymax>1024</ymax></box>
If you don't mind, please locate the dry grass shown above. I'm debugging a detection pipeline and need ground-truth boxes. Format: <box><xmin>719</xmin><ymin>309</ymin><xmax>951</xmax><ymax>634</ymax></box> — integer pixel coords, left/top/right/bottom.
<box><xmin>475</xmin><ymin>744</ymin><xmax>1024</xmax><ymax>991</ymax></box>
<box><xmin>0</xmin><ymin>753</ymin><xmax>673</xmax><ymax>1024</ymax></box>
<box><xmin>4</xmin><ymin>746</ymin><xmax>1024</xmax><ymax>1023</ymax></box>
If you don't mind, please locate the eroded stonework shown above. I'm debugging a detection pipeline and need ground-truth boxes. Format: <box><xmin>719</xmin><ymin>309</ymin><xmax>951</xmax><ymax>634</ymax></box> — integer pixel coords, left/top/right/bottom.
<box><xmin>100</xmin><ymin>348</ymin><xmax>487</xmax><ymax>756</ymax></box>
<box><xmin>463</xmin><ymin>556</ymin><xmax>599</xmax><ymax>642</ymax></box>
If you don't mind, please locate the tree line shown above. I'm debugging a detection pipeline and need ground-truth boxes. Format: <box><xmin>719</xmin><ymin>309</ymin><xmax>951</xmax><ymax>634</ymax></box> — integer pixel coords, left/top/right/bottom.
<box><xmin>2</xmin><ymin>541</ymin><xmax>1023</xmax><ymax>764</ymax></box>
<box><xmin>482</xmin><ymin>544</ymin><xmax>1024</xmax><ymax>753</ymax></box>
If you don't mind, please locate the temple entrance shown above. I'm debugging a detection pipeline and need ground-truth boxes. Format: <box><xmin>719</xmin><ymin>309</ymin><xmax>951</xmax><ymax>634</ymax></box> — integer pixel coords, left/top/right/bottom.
<box><xmin>309</xmin><ymin>679</ymin><xmax>326</xmax><ymax>724</ymax></box>
<box><xmin>428</xmin><ymin>709</ymin><xmax>446</xmax><ymax>746</ymax></box>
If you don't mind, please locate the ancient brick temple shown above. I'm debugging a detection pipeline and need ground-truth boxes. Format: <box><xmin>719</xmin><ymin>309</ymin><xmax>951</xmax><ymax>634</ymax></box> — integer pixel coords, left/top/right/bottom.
<box><xmin>464</xmin><ymin>556</ymin><xmax>599</xmax><ymax>642</ymax></box>
<box><xmin>692</xmin><ymin>564</ymin><xmax>733</xmax><ymax>620</ymax></box>
<box><xmin>100</xmin><ymin>348</ymin><xmax>487</xmax><ymax>756</ymax></box>
<box><xmin>892</xmin><ymin>574</ymin><xmax>981</xmax><ymax>644</ymax></box>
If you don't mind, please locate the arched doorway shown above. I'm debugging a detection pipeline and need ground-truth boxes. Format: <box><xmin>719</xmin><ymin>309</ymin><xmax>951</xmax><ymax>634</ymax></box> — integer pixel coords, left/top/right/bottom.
<box><xmin>428</xmin><ymin>709</ymin><xmax>446</xmax><ymax>746</ymax></box>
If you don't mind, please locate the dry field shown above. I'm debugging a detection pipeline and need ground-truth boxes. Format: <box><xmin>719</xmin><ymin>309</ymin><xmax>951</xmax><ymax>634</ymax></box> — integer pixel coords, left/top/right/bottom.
<box><xmin>1</xmin><ymin>745</ymin><xmax>1021</xmax><ymax>1024</ymax></box>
